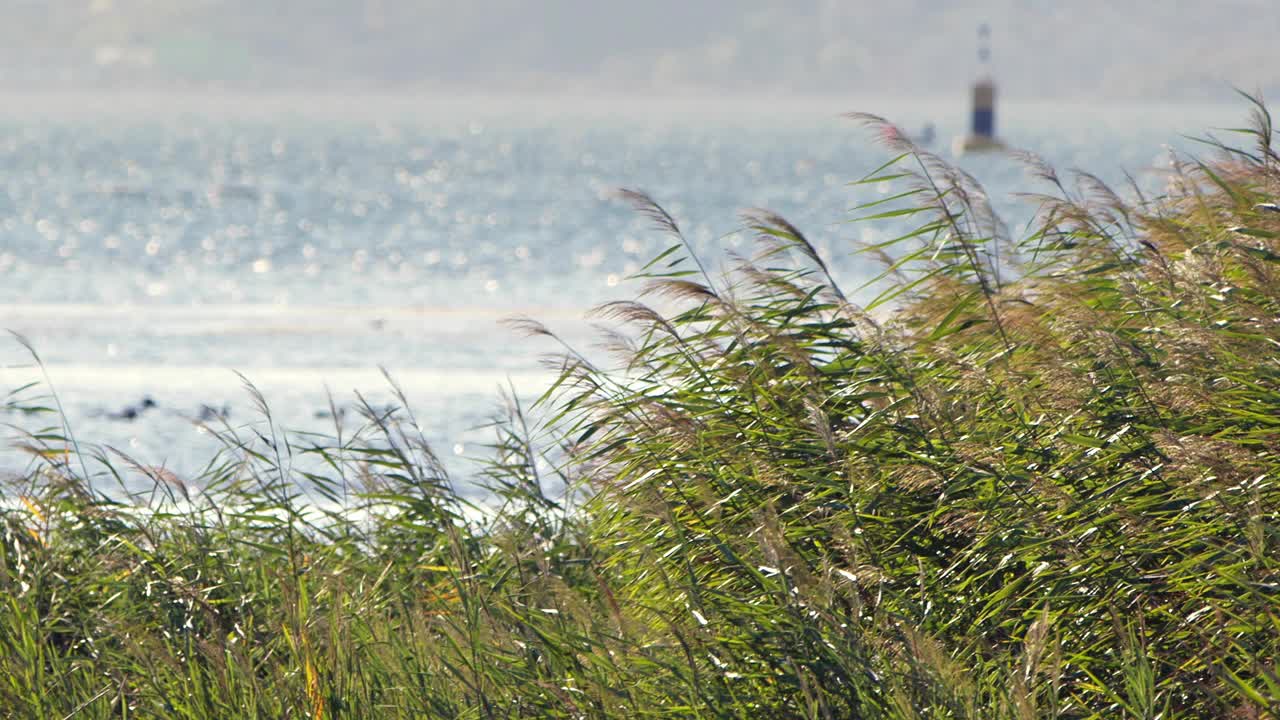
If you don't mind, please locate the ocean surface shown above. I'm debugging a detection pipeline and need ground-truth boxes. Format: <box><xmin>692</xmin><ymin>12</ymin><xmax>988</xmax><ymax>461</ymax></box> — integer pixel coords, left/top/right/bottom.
<box><xmin>0</xmin><ymin>93</ymin><xmax>1242</xmax><ymax>495</ymax></box>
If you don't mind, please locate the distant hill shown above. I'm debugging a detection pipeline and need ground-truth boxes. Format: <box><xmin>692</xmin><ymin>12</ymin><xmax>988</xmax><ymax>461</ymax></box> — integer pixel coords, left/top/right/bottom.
<box><xmin>1</xmin><ymin>0</ymin><xmax>1276</xmax><ymax>101</ymax></box>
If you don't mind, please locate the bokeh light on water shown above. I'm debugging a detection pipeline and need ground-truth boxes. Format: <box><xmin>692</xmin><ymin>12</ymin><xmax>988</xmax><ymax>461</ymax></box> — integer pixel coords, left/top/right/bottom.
<box><xmin>0</xmin><ymin>98</ymin><xmax>1239</xmax><ymax>487</ymax></box>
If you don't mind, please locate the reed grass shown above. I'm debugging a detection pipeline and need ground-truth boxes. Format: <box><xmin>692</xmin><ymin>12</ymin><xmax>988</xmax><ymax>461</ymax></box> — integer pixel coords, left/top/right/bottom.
<box><xmin>1</xmin><ymin>97</ymin><xmax>1277</xmax><ymax>718</ymax></box>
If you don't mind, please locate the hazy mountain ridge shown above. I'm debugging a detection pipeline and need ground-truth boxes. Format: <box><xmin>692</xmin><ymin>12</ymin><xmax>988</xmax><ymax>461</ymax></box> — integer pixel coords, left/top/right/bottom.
<box><xmin>1</xmin><ymin>0</ymin><xmax>1276</xmax><ymax>101</ymax></box>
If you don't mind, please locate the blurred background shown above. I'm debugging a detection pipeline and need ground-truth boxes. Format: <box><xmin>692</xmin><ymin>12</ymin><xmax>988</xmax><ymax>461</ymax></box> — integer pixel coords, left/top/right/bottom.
<box><xmin>1</xmin><ymin>0</ymin><xmax>1277</xmax><ymax>100</ymax></box>
<box><xmin>0</xmin><ymin>1</ymin><xmax>1276</xmax><ymax>489</ymax></box>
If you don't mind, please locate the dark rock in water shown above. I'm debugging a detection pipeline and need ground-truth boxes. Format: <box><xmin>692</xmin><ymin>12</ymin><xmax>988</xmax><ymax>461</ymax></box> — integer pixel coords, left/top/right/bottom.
<box><xmin>197</xmin><ymin>404</ymin><xmax>231</xmax><ymax>422</ymax></box>
<box><xmin>108</xmin><ymin>406</ymin><xmax>140</xmax><ymax>421</ymax></box>
<box><xmin>107</xmin><ymin>396</ymin><xmax>157</xmax><ymax>421</ymax></box>
<box><xmin>918</xmin><ymin>122</ymin><xmax>936</xmax><ymax>146</ymax></box>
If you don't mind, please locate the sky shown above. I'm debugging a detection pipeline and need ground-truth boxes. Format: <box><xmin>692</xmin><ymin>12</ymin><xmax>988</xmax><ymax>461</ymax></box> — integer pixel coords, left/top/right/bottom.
<box><xmin>2</xmin><ymin>0</ymin><xmax>1278</xmax><ymax>102</ymax></box>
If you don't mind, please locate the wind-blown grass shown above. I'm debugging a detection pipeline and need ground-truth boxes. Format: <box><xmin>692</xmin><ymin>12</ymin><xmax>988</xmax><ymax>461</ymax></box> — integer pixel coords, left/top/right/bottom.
<box><xmin>1</xmin><ymin>97</ymin><xmax>1277</xmax><ymax>718</ymax></box>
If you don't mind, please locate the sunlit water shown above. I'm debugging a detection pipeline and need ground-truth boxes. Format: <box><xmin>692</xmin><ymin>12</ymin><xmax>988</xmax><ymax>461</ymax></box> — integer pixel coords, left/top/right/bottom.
<box><xmin>0</xmin><ymin>94</ymin><xmax>1241</xmax><ymax>494</ymax></box>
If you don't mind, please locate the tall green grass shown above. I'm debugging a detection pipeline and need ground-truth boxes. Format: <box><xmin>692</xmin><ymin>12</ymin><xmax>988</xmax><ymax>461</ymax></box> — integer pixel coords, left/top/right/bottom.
<box><xmin>2</xmin><ymin>98</ymin><xmax>1277</xmax><ymax>718</ymax></box>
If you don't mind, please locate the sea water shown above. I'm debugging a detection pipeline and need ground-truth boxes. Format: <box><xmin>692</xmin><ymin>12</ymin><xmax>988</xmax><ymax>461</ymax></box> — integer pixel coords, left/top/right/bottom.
<box><xmin>0</xmin><ymin>94</ymin><xmax>1241</xmax><ymax>494</ymax></box>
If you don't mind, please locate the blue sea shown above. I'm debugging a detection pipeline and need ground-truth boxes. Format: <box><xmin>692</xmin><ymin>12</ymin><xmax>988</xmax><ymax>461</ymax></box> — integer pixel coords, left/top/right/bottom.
<box><xmin>0</xmin><ymin>92</ymin><xmax>1241</xmax><ymax>493</ymax></box>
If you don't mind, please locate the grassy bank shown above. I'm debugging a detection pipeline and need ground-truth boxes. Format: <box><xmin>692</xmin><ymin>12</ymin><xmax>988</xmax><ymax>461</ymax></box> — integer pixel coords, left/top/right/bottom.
<box><xmin>2</xmin><ymin>99</ymin><xmax>1277</xmax><ymax>718</ymax></box>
